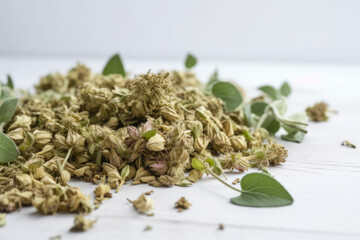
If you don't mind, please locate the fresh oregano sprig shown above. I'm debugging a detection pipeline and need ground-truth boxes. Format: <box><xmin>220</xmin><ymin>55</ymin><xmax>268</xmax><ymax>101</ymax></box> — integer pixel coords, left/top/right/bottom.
<box><xmin>192</xmin><ymin>158</ymin><xmax>293</xmax><ymax>207</ymax></box>
<box><xmin>0</xmin><ymin>76</ymin><xmax>20</xmax><ymax>163</ymax></box>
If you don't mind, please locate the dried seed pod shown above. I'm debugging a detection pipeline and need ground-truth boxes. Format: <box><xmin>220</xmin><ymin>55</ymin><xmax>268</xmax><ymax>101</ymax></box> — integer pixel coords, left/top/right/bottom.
<box><xmin>128</xmin><ymin>194</ymin><xmax>155</xmax><ymax>214</ymax></box>
<box><xmin>146</xmin><ymin>133</ymin><xmax>166</xmax><ymax>152</ymax></box>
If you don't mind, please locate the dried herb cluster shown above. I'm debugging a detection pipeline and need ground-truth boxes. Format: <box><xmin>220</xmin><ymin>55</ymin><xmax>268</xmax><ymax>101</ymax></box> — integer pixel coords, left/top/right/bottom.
<box><xmin>0</xmin><ymin>54</ymin><xmax>299</xmax><ymax>216</ymax></box>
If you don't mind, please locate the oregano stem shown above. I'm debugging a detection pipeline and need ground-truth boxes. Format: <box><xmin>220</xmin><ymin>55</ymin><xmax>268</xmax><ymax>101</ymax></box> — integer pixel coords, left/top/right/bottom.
<box><xmin>205</xmin><ymin>165</ymin><xmax>243</xmax><ymax>193</ymax></box>
<box><xmin>61</xmin><ymin>147</ymin><xmax>73</xmax><ymax>171</ymax></box>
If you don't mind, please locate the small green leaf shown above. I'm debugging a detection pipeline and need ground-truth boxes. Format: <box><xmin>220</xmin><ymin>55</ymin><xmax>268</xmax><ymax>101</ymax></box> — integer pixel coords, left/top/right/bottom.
<box><xmin>102</xmin><ymin>54</ymin><xmax>125</xmax><ymax>77</ymax></box>
<box><xmin>251</xmin><ymin>102</ymin><xmax>268</xmax><ymax>116</ymax></box>
<box><xmin>0</xmin><ymin>132</ymin><xmax>20</xmax><ymax>163</ymax></box>
<box><xmin>121</xmin><ymin>165</ymin><xmax>130</xmax><ymax>179</ymax></box>
<box><xmin>212</xmin><ymin>82</ymin><xmax>243</xmax><ymax>112</ymax></box>
<box><xmin>0</xmin><ymin>98</ymin><xmax>18</xmax><ymax>125</ymax></box>
<box><xmin>205</xmin><ymin>158</ymin><xmax>223</xmax><ymax>176</ymax></box>
<box><xmin>231</xmin><ymin>173</ymin><xmax>293</xmax><ymax>207</ymax></box>
<box><xmin>281</xmin><ymin>131</ymin><xmax>305</xmax><ymax>143</ymax></box>
<box><xmin>141</xmin><ymin>129</ymin><xmax>157</xmax><ymax>140</ymax></box>
<box><xmin>258</xmin><ymin>85</ymin><xmax>278</xmax><ymax>100</ymax></box>
<box><xmin>263</xmin><ymin>118</ymin><xmax>280</xmax><ymax>135</ymax></box>
<box><xmin>280</xmin><ymin>82</ymin><xmax>291</xmax><ymax>97</ymax></box>
<box><xmin>204</xmin><ymin>158</ymin><xmax>215</xmax><ymax>167</ymax></box>
<box><xmin>242</xmin><ymin>130</ymin><xmax>254</xmax><ymax>141</ymax></box>
<box><xmin>191</xmin><ymin>158</ymin><xmax>205</xmax><ymax>171</ymax></box>
<box><xmin>7</xmin><ymin>75</ymin><xmax>14</xmax><ymax>90</ymax></box>
<box><xmin>185</xmin><ymin>53</ymin><xmax>197</xmax><ymax>69</ymax></box>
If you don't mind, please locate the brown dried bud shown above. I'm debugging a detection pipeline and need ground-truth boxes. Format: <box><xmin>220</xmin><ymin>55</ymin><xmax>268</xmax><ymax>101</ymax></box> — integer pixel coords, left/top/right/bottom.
<box><xmin>131</xmin><ymin>101</ymin><xmax>146</xmax><ymax>118</ymax></box>
<box><xmin>8</xmin><ymin>115</ymin><xmax>32</xmax><ymax>131</ymax></box>
<box><xmin>160</xmin><ymin>106</ymin><xmax>179</xmax><ymax>121</ymax></box>
<box><xmin>127</xmin><ymin>126</ymin><xmax>139</xmax><ymax>140</ymax></box>
<box><xmin>15</xmin><ymin>174</ymin><xmax>32</xmax><ymax>189</ymax></box>
<box><xmin>149</xmin><ymin>161</ymin><xmax>168</xmax><ymax>176</ymax></box>
<box><xmin>33</xmin><ymin>130</ymin><xmax>53</xmax><ymax>147</ymax></box>
<box><xmin>54</xmin><ymin>134</ymin><xmax>68</xmax><ymax>150</ymax></box>
<box><xmin>213</xmin><ymin>131</ymin><xmax>231</xmax><ymax>153</ymax></box>
<box><xmin>106</xmin><ymin>117</ymin><xmax>118</xmax><ymax>129</ymax></box>
<box><xmin>188</xmin><ymin>169</ymin><xmax>203</xmax><ymax>183</ymax></box>
<box><xmin>36</xmin><ymin>144</ymin><xmax>54</xmax><ymax>160</ymax></box>
<box><xmin>94</xmin><ymin>182</ymin><xmax>111</xmax><ymax>201</ymax></box>
<box><xmin>222</xmin><ymin>120</ymin><xmax>234</xmax><ymax>137</ymax></box>
<box><xmin>146</xmin><ymin>133</ymin><xmax>166</xmax><ymax>151</ymax></box>
<box><xmin>60</xmin><ymin>170</ymin><xmax>71</xmax><ymax>185</ymax></box>
<box><xmin>230</xmin><ymin>135</ymin><xmax>247</xmax><ymax>151</ymax></box>
<box><xmin>7</xmin><ymin>128</ymin><xmax>25</xmax><ymax>144</ymax></box>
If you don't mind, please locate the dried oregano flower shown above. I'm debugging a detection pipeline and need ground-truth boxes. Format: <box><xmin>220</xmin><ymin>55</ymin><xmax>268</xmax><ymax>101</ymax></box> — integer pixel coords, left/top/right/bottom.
<box><xmin>70</xmin><ymin>214</ymin><xmax>97</xmax><ymax>232</ymax></box>
<box><xmin>128</xmin><ymin>194</ymin><xmax>155</xmax><ymax>215</ymax></box>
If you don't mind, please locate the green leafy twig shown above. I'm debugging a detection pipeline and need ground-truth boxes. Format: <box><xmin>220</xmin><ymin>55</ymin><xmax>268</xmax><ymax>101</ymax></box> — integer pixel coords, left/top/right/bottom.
<box><xmin>192</xmin><ymin>158</ymin><xmax>293</xmax><ymax>207</ymax></box>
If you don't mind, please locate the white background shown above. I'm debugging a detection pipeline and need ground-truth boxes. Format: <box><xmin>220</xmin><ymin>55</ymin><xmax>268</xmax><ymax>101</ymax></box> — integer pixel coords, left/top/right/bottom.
<box><xmin>1</xmin><ymin>0</ymin><xmax>360</xmax><ymax>62</ymax></box>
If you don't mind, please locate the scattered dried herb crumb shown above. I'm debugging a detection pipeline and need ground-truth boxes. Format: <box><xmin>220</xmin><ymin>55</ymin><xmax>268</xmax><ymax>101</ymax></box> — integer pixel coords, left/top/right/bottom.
<box><xmin>94</xmin><ymin>177</ymin><xmax>112</xmax><ymax>202</ymax></box>
<box><xmin>0</xmin><ymin>213</ymin><xmax>6</xmax><ymax>227</ymax></box>
<box><xmin>219</xmin><ymin>223</ymin><xmax>225</xmax><ymax>230</ymax></box>
<box><xmin>175</xmin><ymin>197</ymin><xmax>191</xmax><ymax>212</ymax></box>
<box><xmin>144</xmin><ymin>190</ymin><xmax>154</xmax><ymax>195</ymax></box>
<box><xmin>49</xmin><ymin>235</ymin><xmax>61</xmax><ymax>240</ymax></box>
<box><xmin>306</xmin><ymin>102</ymin><xmax>329</xmax><ymax>122</ymax></box>
<box><xmin>70</xmin><ymin>215</ymin><xmax>97</xmax><ymax>232</ymax></box>
<box><xmin>341</xmin><ymin>140</ymin><xmax>356</xmax><ymax>149</ymax></box>
<box><xmin>128</xmin><ymin>194</ymin><xmax>155</xmax><ymax>215</ymax></box>
<box><xmin>232</xmin><ymin>178</ymin><xmax>240</xmax><ymax>185</ymax></box>
<box><xmin>144</xmin><ymin>225</ymin><xmax>152</xmax><ymax>231</ymax></box>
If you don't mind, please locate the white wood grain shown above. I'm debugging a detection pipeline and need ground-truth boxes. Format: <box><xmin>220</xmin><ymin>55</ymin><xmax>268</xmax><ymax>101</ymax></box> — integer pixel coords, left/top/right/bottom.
<box><xmin>0</xmin><ymin>57</ymin><xmax>359</xmax><ymax>240</ymax></box>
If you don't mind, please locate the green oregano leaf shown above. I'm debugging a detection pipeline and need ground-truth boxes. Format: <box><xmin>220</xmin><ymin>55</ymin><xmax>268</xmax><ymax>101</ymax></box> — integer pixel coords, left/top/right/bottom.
<box><xmin>231</xmin><ymin>173</ymin><xmax>293</xmax><ymax>207</ymax></box>
<box><xmin>281</xmin><ymin>131</ymin><xmax>305</xmax><ymax>143</ymax></box>
<box><xmin>7</xmin><ymin>75</ymin><xmax>14</xmax><ymax>90</ymax></box>
<box><xmin>0</xmin><ymin>98</ymin><xmax>18</xmax><ymax>125</ymax></box>
<box><xmin>280</xmin><ymin>82</ymin><xmax>291</xmax><ymax>97</ymax></box>
<box><xmin>185</xmin><ymin>53</ymin><xmax>197</xmax><ymax>69</ymax></box>
<box><xmin>251</xmin><ymin>102</ymin><xmax>268</xmax><ymax>116</ymax></box>
<box><xmin>212</xmin><ymin>81</ymin><xmax>243</xmax><ymax>112</ymax></box>
<box><xmin>121</xmin><ymin>165</ymin><xmax>130</xmax><ymax>179</ymax></box>
<box><xmin>242</xmin><ymin>130</ymin><xmax>254</xmax><ymax>141</ymax></box>
<box><xmin>102</xmin><ymin>54</ymin><xmax>125</xmax><ymax>77</ymax></box>
<box><xmin>263</xmin><ymin>118</ymin><xmax>281</xmax><ymax>135</ymax></box>
<box><xmin>141</xmin><ymin>129</ymin><xmax>157</xmax><ymax>140</ymax></box>
<box><xmin>191</xmin><ymin>158</ymin><xmax>205</xmax><ymax>171</ymax></box>
<box><xmin>258</xmin><ymin>85</ymin><xmax>278</xmax><ymax>100</ymax></box>
<box><xmin>0</xmin><ymin>132</ymin><xmax>20</xmax><ymax>163</ymax></box>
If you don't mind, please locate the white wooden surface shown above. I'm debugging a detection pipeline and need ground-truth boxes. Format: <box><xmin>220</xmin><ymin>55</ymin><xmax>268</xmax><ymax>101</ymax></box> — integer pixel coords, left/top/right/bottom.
<box><xmin>0</xmin><ymin>57</ymin><xmax>360</xmax><ymax>240</ymax></box>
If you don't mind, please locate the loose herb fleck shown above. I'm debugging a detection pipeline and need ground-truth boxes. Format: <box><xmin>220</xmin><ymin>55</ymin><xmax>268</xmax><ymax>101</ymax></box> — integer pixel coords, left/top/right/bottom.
<box><xmin>175</xmin><ymin>197</ymin><xmax>191</xmax><ymax>212</ymax></box>
<box><xmin>0</xmin><ymin>213</ymin><xmax>6</xmax><ymax>227</ymax></box>
<box><xmin>341</xmin><ymin>140</ymin><xmax>356</xmax><ymax>149</ymax></box>
<box><xmin>306</xmin><ymin>102</ymin><xmax>329</xmax><ymax>122</ymax></box>
<box><xmin>219</xmin><ymin>223</ymin><xmax>225</xmax><ymax>230</ymax></box>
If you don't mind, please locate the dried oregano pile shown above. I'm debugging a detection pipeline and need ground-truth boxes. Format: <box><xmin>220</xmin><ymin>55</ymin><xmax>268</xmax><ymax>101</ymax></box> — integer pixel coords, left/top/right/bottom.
<box><xmin>0</xmin><ymin>54</ymin><xmax>309</xmax><ymax>221</ymax></box>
